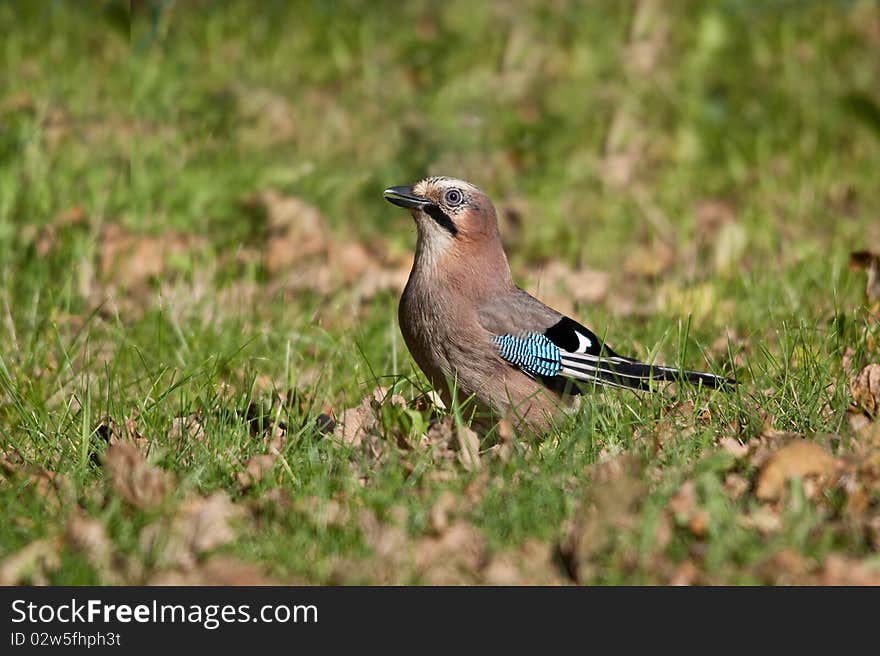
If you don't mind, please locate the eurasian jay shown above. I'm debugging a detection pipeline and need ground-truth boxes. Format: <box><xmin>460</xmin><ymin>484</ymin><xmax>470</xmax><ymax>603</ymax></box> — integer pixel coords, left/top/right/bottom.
<box><xmin>384</xmin><ymin>176</ymin><xmax>734</xmax><ymax>431</ymax></box>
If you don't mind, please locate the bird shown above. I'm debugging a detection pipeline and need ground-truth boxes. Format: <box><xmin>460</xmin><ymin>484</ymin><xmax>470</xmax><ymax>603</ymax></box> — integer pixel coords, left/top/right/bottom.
<box><xmin>384</xmin><ymin>176</ymin><xmax>735</xmax><ymax>431</ymax></box>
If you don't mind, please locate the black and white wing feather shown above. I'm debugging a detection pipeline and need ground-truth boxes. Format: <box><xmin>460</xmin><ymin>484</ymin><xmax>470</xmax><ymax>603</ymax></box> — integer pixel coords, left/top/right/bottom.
<box><xmin>480</xmin><ymin>288</ymin><xmax>734</xmax><ymax>393</ymax></box>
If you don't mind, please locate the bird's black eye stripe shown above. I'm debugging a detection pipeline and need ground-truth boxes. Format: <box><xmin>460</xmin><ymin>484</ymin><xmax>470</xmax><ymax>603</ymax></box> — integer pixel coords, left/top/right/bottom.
<box><xmin>444</xmin><ymin>188</ymin><xmax>463</xmax><ymax>206</ymax></box>
<box><xmin>424</xmin><ymin>204</ymin><xmax>458</xmax><ymax>236</ymax></box>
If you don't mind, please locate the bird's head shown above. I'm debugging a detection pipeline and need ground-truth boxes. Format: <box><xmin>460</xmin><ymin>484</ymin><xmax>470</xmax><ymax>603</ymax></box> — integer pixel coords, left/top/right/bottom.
<box><xmin>384</xmin><ymin>176</ymin><xmax>500</xmax><ymax>246</ymax></box>
<box><xmin>384</xmin><ymin>176</ymin><xmax>512</xmax><ymax>288</ymax></box>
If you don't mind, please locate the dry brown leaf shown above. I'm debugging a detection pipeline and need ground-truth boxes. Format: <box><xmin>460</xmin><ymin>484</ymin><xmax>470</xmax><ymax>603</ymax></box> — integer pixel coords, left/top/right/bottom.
<box><xmin>719</xmin><ymin>436</ymin><xmax>749</xmax><ymax>459</ymax></box>
<box><xmin>429</xmin><ymin>490</ymin><xmax>458</xmax><ymax>534</ymax></box>
<box><xmin>414</xmin><ymin>521</ymin><xmax>486</xmax><ymax>585</ymax></box>
<box><xmin>482</xmin><ymin>540</ymin><xmax>565</xmax><ymax>586</ymax></box>
<box><xmin>103</xmin><ymin>442</ymin><xmax>174</xmax><ymax>510</ymax></box>
<box><xmin>99</xmin><ymin>224</ymin><xmax>200</xmax><ymax>289</ymax></box>
<box><xmin>668</xmin><ymin>480</ymin><xmax>697</xmax><ymax>520</ymax></box>
<box><xmin>668</xmin><ymin>560</ymin><xmax>700</xmax><ymax>586</ymax></box>
<box><xmin>755</xmin><ymin>440</ymin><xmax>838</xmax><ymax>501</ymax></box>
<box><xmin>695</xmin><ymin>199</ymin><xmax>736</xmax><ymax>241</ymax></box>
<box><xmin>723</xmin><ymin>473</ymin><xmax>749</xmax><ymax>500</ymax></box>
<box><xmin>142</xmin><ymin>492</ymin><xmax>244</xmax><ymax>570</ymax></box>
<box><xmin>487</xmin><ymin>418</ymin><xmax>515</xmax><ymax>462</ymax></box>
<box><xmin>96</xmin><ymin>415</ymin><xmax>150</xmax><ymax>452</ymax></box>
<box><xmin>0</xmin><ymin>457</ymin><xmax>74</xmax><ymax>511</ymax></box>
<box><xmin>0</xmin><ymin>538</ymin><xmax>61</xmax><ymax>585</ymax></box>
<box><xmin>176</xmin><ymin>493</ymin><xmax>243</xmax><ymax>554</ymax></box>
<box><xmin>331</xmin><ymin>241</ymin><xmax>375</xmax><ymax>284</ymax></box>
<box><xmin>148</xmin><ymin>556</ymin><xmax>280</xmax><ymax>586</ymax></box>
<box><xmin>848</xmin><ymin>409</ymin><xmax>874</xmax><ymax>436</ymax></box>
<box><xmin>820</xmin><ymin>554</ymin><xmax>880</xmax><ymax>585</ymax></box>
<box><xmin>456</xmin><ymin>425</ymin><xmax>482</xmax><ymax>471</ymax></box>
<box><xmin>352</xmin><ymin>510</ymin><xmax>489</xmax><ymax>585</ymax></box>
<box><xmin>712</xmin><ymin>221</ymin><xmax>748</xmax><ymax>275</ymax></box>
<box><xmin>868</xmin><ymin>515</ymin><xmax>880</xmax><ymax>551</ymax></box>
<box><xmin>332</xmin><ymin>388</ymin><xmax>412</xmax><ymax>484</ymax></box>
<box><xmin>756</xmin><ymin>548</ymin><xmax>810</xmax><ymax>585</ymax></box>
<box><xmin>353</xmin><ymin>264</ymin><xmax>411</xmax><ymax>300</ymax></box>
<box><xmin>850</xmin><ymin>364</ymin><xmax>880</xmax><ymax>418</ymax></box>
<box><xmin>668</xmin><ymin>481</ymin><xmax>709</xmax><ymax>538</ymax></box>
<box><xmin>356</xmin><ymin>510</ymin><xmax>409</xmax><ymax>581</ymax></box>
<box><xmin>738</xmin><ymin>507</ymin><xmax>782</xmax><ymax>535</ymax></box>
<box><xmin>294</xmin><ymin>496</ymin><xmax>348</xmax><ymax>528</ymax></box>
<box><xmin>333</xmin><ymin>388</ymin><xmax>393</xmax><ymax>448</ymax></box>
<box><xmin>255</xmin><ymin>191</ymin><xmax>328</xmax><ymax>275</ymax></box>
<box><xmin>237</xmin><ymin>454</ymin><xmax>277</xmax><ymax>491</ymax></box>
<box><xmin>559</xmin><ymin>454</ymin><xmax>644</xmax><ymax>582</ymax></box>
<box><xmin>529</xmin><ymin>262</ymin><xmax>610</xmax><ymax>306</ymax></box>
<box><xmin>748</xmin><ymin>429</ymin><xmax>804</xmax><ymax>469</ymax></box>
<box><xmin>64</xmin><ymin>515</ymin><xmax>116</xmax><ymax>580</ymax></box>
<box><xmin>625</xmin><ymin>0</ymin><xmax>669</xmax><ymax>75</ymax></box>
<box><xmin>420</xmin><ymin>416</ymin><xmax>483</xmax><ymax>470</ymax></box>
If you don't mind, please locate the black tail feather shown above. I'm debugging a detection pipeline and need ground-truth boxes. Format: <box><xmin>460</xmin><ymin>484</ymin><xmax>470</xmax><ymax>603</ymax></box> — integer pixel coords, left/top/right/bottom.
<box><xmin>558</xmin><ymin>353</ymin><xmax>736</xmax><ymax>392</ymax></box>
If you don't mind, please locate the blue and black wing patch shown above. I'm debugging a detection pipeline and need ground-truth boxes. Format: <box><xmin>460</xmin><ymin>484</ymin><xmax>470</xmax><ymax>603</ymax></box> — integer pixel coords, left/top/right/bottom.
<box><xmin>493</xmin><ymin>333</ymin><xmax>562</xmax><ymax>378</ymax></box>
<box><xmin>494</xmin><ymin>317</ymin><xmax>735</xmax><ymax>392</ymax></box>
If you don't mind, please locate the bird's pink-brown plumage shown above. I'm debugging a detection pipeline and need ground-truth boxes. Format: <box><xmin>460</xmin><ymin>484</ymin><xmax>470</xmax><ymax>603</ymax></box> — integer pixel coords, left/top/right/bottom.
<box><xmin>386</xmin><ymin>177</ymin><xmax>733</xmax><ymax>432</ymax></box>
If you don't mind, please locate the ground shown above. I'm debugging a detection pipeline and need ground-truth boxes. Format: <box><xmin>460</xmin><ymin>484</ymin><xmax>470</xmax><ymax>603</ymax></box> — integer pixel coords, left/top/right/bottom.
<box><xmin>1</xmin><ymin>0</ymin><xmax>880</xmax><ymax>585</ymax></box>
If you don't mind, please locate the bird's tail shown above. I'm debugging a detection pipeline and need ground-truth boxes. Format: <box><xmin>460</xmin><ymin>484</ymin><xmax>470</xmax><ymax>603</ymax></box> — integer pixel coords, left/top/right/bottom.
<box><xmin>559</xmin><ymin>352</ymin><xmax>736</xmax><ymax>392</ymax></box>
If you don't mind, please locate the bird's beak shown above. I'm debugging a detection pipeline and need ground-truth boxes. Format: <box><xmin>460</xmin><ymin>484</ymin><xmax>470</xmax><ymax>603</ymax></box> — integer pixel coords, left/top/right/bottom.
<box><xmin>383</xmin><ymin>185</ymin><xmax>430</xmax><ymax>210</ymax></box>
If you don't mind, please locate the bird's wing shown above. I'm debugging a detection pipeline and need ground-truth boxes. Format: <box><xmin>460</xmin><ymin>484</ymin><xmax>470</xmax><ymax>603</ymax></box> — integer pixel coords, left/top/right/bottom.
<box><xmin>478</xmin><ymin>287</ymin><xmax>732</xmax><ymax>392</ymax></box>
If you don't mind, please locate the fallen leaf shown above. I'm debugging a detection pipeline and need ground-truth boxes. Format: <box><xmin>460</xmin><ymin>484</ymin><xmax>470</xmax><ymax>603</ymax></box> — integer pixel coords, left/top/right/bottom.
<box><xmin>723</xmin><ymin>473</ymin><xmax>749</xmax><ymax>500</ymax></box>
<box><xmin>668</xmin><ymin>481</ymin><xmax>697</xmax><ymax>519</ymax></box>
<box><xmin>103</xmin><ymin>442</ymin><xmax>174</xmax><ymax>510</ymax></box>
<box><xmin>429</xmin><ymin>490</ymin><xmax>458</xmax><ymax>534</ymax></box>
<box><xmin>755</xmin><ymin>440</ymin><xmax>838</xmax><ymax>501</ymax></box>
<box><xmin>95</xmin><ymin>415</ymin><xmax>150</xmax><ymax>453</ymax></box>
<box><xmin>148</xmin><ymin>555</ymin><xmax>280</xmax><ymax>585</ymax></box>
<box><xmin>695</xmin><ymin>198</ymin><xmax>736</xmax><ymax>241</ymax></box>
<box><xmin>757</xmin><ymin>548</ymin><xmax>810</xmax><ymax>584</ymax></box>
<box><xmin>820</xmin><ymin>554</ymin><xmax>880</xmax><ymax>585</ymax></box>
<box><xmin>251</xmin><ymin>191</ymin><xmax>328</xmax><ymax>275</ymax></box>
<box><xmin>64</xmin><ymin>515</ymin><xmax>116</xmax><ymax>580</ymax></box>
<box><xmin>719</xmin><ymin>436</ymin><xmax>749</xmax><ymax>459</ymax></box>
<box><xmin>456</xmin><ymin>425</ymin><xmax>482</xmax><ymax>471</ymax></box>
<box><xmin>333</xmin><ymin>389</ymin><xmax>384</xmax><ymax>448</ymax></box>
<box><xmin>294</xmin><ymin>496</ymin><xmax>348</xmax><ymax>528</ymax></box>
<box><xmin>529</xmin><ymin>262</ymin><xmax>610</xmax><ymax>306</ymax></box>
<box><xmin>420</xmin><ymin>416</ymin><xmax>483</xmax><ymax>470</ymax></box>
<box><xmin>559</xmin><ymin>455</ymin><xmax>644</xmax><ymax>583</ymax></box>
<box><xmin>99</xmin><ymin>224</ymin><xmax>199</xmax><ymax>289</ymax></box>
<box><xmin>668</xmin><ymin>560</ymin><xmax>700</xmax><ymax>586</ymax></box>
<box><xmin>237</xmin><ymin>454</ymin><xmax>276</xmax><ymax>491</ymax></box>
<box><xmin>0</xmin><ymin>538</ymin><xmax>60</xmax><ymax>585</ymax></box>
<box><xmin>414</xmin><ymin>521</ymin><xmax>486</xmax><ymax>585</ymax></box>
<box><xmin>482</xmin><ymin>540</ymin><xmax>565</xmax><ymax>586</ymax></box>
<box><xmin>738</xmin><ymin>507</ymin><xmax>782</xmax><ymax>535</ymax></box>
<box><xmin>850</xmin><ymin>364</ymin><xmax>880</xmax><ymax>418</ymax></box>
<box><xmin>0</xmin><ymin>460</ymin><xmax>74</xmax><ymax>511</ymax></box>
<box><xmin>142</xmin><ymin>492</ymin><xmax>244</xmax><ymax>570</ymax></box>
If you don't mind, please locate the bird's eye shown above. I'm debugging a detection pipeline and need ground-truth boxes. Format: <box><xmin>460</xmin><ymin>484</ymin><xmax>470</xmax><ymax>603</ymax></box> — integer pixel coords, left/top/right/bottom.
<box><xmin>443</xmin><ymin>189</ymin><xmax>464</xmax><ymax>207</ymax></box>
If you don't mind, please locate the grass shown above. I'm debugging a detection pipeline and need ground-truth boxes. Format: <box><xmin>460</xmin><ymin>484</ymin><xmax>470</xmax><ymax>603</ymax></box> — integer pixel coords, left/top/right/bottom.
<box><xmin>1</xmin><ymin>0</ymin><xmax>879</xmax><ymax>584</ymax></box>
